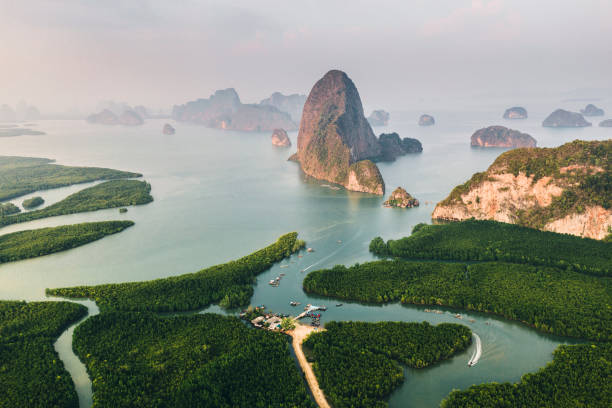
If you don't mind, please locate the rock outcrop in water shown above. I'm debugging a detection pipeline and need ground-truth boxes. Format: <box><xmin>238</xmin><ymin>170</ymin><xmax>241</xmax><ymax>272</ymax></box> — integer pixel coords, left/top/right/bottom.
<box><xmin>503</xmin><ymin>107</ymin><xmax>528</xmax><ymax>119</ymax></box>
<box><xmin>259</xmin><ymin>92</ymin><xmax>306</xmax><ymax>123</ymax></box>
<box><xmin>162</xmin><ymin>124</ymin><xmax>175</xmax><ymax>135</ymax></box>
<box><xmin>294</xmin><ymin>70</ymin><xmax>385</xmax><ymax>195</ymax></box>
<box><xmin>87</xmin><ymin>109</ymin><xmax>143</xmax><ymax>126</ymax></box>
<box><xmin>599</xmin><ymin>119</ymin><xmax>612</xmax><ymax>127</ymax></box>
<box><xmin>581</xmin><ymin>104</ymin><xmax>604</xmax><ymax>116</ymax></box>
<box><xmin>432</xmin><ymin>140</ymin><xmax>611</xmax><ymax>239</ymax></box>
<box><xmin>271</xmin><ymin>128</ymin><xmax>291</xmax><ymax>147</ymax></box>
<box><xmin>118</xmin><ymin>110</ymin><xmax>144</xmax><ymax>126</ymax></box>
<box><xmin>377</xmin><ymin>133</ymin><xmax>423</xmax><ymax>161</ymax></box>
<box><xmin>471</xmin><ymin>126</ymin><xmax>536</xmax><ymax>148</ymax></box>
<box><xmin>173</xmin><ymin>88</ymin><xmax>296</xmax><ymax>132</ymax></box>
<box><xmin>383</xmin><ymin>187</ymin><xmax>419</xmax><ymax>208</ymax></box>
<box><xmin>542</xmin><ymin>109</ymin><xmax>591</xmax><ymax>127</ymax></box>
<box><xmin>368</xmin><ymin>110</ymin><xmax>390</xmax><ymax>127</ymax></box>
<box><xmin>418</xmin><ymin>114</ymin><xmax>435</xmax><ymax>126</ymax></box>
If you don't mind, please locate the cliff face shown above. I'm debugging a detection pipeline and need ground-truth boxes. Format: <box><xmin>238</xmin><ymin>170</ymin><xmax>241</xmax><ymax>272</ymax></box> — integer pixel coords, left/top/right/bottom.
<box><xmin>503</xmin><ymin>107</ymin><xmax>528</xmax><ymax>119</ymax></box>
<box><xmin>271</xmin><ymin>128</ymin><xmax>291</xmax><ymax>147</ymax></box>
<box><xmin>543</xmin><ymin>109</ymin><xmax>591</xmax><ymax>127</ymax></box>
<box><xmin>471</xmin><ymin>126</ymin><xmax>536</xmax><ymax>148</ymax></box>
<box><xmin>173</xmin><ymin>88</ymin><xmax>296</xmax><ymax>131</ymax></box>
<box><xmin>259</xmin><ymin>92</ymin><xmax>306</xmax><ymax>123</ymax></box>
<box><xmin>295</xmin><ymin>70</ymin><xmax>384</xmax><ymax>195</ymax></box>
<box><xmin>433</xmin><ymin>140</ymin><xmax>611</xmax><ymax>240</ymax></box>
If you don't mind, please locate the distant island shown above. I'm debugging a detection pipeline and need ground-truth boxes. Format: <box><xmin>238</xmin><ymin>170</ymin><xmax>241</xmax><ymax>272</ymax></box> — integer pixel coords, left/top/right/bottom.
<box><xmin>383</xmin><ymin>187</ymin><xmax>419</xmax><ymax>208</ymax></box>
<box><xmin>0</xmin><ymin>126</ymin><xmax>46</xmax><ymax>137</ymax></box>
<box><xmin>271</xmin><ymin>128</ymin><xmax>291</xmax><ymax>147</ymax></box>
<box><xmin>377</xmin><ymin>132</ymin><xmax>422</xmax><ymax>161</ymax></box>
<box><xmin>542</xmin><ymin>109</ymin><xmax>591</xmax><ymax>127</ymax></box>
<box><xmin>470</xmin><ymin>126</ymin><xmax>536</xmax><ymax>148</ymax></box>
<box><xmin>432</xmin><ymin>140</ymin><xmax>610</xmax><ymax>239</ymax></box>
<box><xmin>503</xmin><ymin>106</ymin><xmax>528</xmax><ymax>119</ymax></box>
<box><xmin>22</xmin><ymin>196</ymin><xmax>44</xmax><ymax>209</ymax></box>
<box><xmin>600</xmin><ymin>119</ymin><xmax>612</xmax><ymax>127</ymax></box>
<box><xmin>581</xmin><ymin>104</ymin><xmax>604</xmax><ymax>116</ymax></box>
<box><xmin>259</xmin><ymin>92</ymin><xmax>306</xmax><ymax>123</ymax></box>
<box><xmin>87</xmin><ymin>109</ymin><xmax>144</xmax><ymax>126</ymax></box>
<box><xmin>172</xmin><ymin>88</ymin><xmax>297</xmax><ymax>132</ymax></box>
<box><xmin>367</xmin><ymin>110</ymin><xmax>390</xmax><ymax>126</ymax></box>
<box><xmin>162</xmin><ymin>123</ymin><xmax>175</xmax><ymax>135</ymax></box>
<box><xmin>418</xmin><ymin>114</ymin><xmax>435</xmax><ymax>126</ymax></box>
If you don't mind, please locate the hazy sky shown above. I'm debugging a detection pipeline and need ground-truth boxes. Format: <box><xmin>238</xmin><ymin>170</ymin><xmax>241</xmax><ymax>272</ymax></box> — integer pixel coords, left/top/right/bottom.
<box><xmin>1</xmin><ymin>0</ymin><xmax>611</xmax><ymax>113</ymax></box>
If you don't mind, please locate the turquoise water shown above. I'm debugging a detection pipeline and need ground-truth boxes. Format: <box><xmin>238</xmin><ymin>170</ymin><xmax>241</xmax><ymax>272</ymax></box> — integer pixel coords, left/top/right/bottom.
<box><xmin>0</xmin><ymin>105</ymin><xmax>605</xmax><ymax>407</ymax></box>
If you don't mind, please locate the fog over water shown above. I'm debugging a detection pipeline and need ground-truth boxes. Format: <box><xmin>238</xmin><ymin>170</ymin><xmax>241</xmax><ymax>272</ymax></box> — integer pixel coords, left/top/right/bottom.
<box><xmin>1</xmin><ymin>0</ymin><xmax>611</xmax><ymax>114</ymax></box>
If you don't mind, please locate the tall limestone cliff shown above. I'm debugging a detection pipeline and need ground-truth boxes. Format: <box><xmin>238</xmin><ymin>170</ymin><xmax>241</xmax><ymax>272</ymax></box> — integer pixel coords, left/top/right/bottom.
<box><xmin>294</xmin><ymin>70</ymin><xmax>385</xmax><ymax>195</ymax></box>
<box><xmin>432</xmin><ymin>140</ymin><xmax>611</xmax><ymax>240</ymax></box>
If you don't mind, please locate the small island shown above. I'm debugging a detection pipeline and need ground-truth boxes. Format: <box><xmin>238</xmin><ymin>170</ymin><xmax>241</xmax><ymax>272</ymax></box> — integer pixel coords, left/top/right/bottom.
<box><xmin>419</xmin><ymin>114</ymin><xmax>435</xmax><ymax>126</ymax></box>
<box><xmin>87</xmin><ymin>109</ymin><xmax>144</xmax><ymax>126</ymax></box>
<box><xmin>378</xmin><ymin>133</ymin><xmax>423</xmax><ymax>161</ymax></box>
<box><xmin>162</xmin><ymin>123</ymin><xmax>175</xmax><ymax>135</ymax></box>
<box><xmin>503</xmin><ymin>106</ymin><xmax>528</xmax><ymax>119</ymax></box>
<box><xmin>367</xmin><ymin>110</ymin><xmax>390</xmax><ymax>126</ymax></box>
<box><xmin>599</xmin><ymin>119</ymin><xmax>612</xmax><ymax>127</ymax></box>
<box><xmin>470</xmin><ymin>126</ymin><xmax>536</xmax><ymax>148</ymax></box>
<box><xmin>271</xmin><ymin>128</ymin><xmax>291</xmax><ymax>147</ymax></box>
<box><xmin>581</xmin><ymin>104</ymin><xmax>604</xmax><ymax>116</ymax></box>
<box><xmin>542</xmin><ymin>109</ymin><xmax>591</xmax><ymax>127</ymax></box>
<box><xmin>22</xmin><ymin>196</ymin><xmax>44</xmax><ymax>209</ymax></box>
<box><xmin>383</xmin><ymin>187</ymin><xmax>419</xmax><ymax>208</ymax></box>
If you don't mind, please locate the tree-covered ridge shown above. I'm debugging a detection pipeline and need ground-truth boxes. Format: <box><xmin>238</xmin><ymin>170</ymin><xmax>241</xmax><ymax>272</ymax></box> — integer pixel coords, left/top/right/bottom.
<box><xmin>0</xmin><ymin>179</ymin><xmax>153</xmax><ymax>227</ymax></box>
<box><xmin>302</xmin><ymin>321</ymin><xmax>472</xmax><ymax>408</ymax></box>
<box><xmin>370</xmin><ymin>220</ymin><xmax>612</xmax><ymax>276</ymax></box>
<box><xmin>73</xmin><ymin>312</ymin><xmax>315</xmax><ymax>408</ymax></box>
<box><xmin>441</xmin><ymin>343</ymin><xmax>612</xmax><ymax>408</ymax></box>
<box><xmin>0</xmin><ymin>221</ymin><xmax>134</xmax><ymax>264</ymax></box>
<box><xmin>48</xmin><ymin>232</ymin><xmax>304</xmax><ymax>312</ymax></box>
<box><xmin>303</xmin><ymin>260</ymin><xmax>611</xmax><ymax>341</ymax></box>
<box><xmin>0</xmin><ymin>202</ymin><xmax>20</xmax><ymax>216</ymax></box>
<box><xmin>0</xmin><ymin>301</ymin><xmax>87</xmax><ymax>408</ymax></box>
<box><xmin>0</xmin><ymin>155</ymin><xmax>142</xmax><ymax>201</ymax></box>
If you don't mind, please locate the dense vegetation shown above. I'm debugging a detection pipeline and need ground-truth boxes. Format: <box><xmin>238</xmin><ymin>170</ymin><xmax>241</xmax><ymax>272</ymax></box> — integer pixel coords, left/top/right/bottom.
<box><xmin>303</xmin><ymin>260</ymin><xmax>611</xmax><ymax>341</ymax></box>
<box><xmin>0</xmin><ymin>156</ymin><xmax>141</xmax><ymax>201</ymax></box>
<box><xmin>441</xmin><ymin>343</ymin><xmax>611</xmax><ymax>408</ymax></box>
<box><xmin>303</xmin><ymin>321</ymin><xmax>471</xmax><ymax>408</ymax></box>
<box><xmin>0</xmin><ymin>202</ymin><xmax>20</xmax><ymax>216</ymax></box>
<box><xmin>22</xmin><ymin>196</ymin><xmax>44</xmax><ymax>209</ymax></box>
<box><xmin>48</xmin><ymin>232</ymin><xmax>304</xmax><ymax>312</ymax></box>
<box><xmin>0</xmin><ymin>221</ymin><xmax>134</xmax><ymax>264</ymax></box>
<box><xmin>0</xmin><ymin>300</ymin><xmax>87</xmax><ymax>408</ymax></box>
<box><xmin>73</xmin><ymin>311</ymin><xmax>314</xmax><ymax>408</ymax></box>
<box><xmin>370</xmin><ymin>220</ymin><xmax>612</xmax><ymax>276</ymax></box>
<box><xmin>0</xmin><ymin>179</ymin><xmax>153</xmax><ymax>227</ymax></box>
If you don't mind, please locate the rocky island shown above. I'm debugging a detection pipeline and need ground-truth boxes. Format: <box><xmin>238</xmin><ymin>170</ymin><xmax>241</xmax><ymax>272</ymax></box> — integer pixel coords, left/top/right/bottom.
<box><xmin>172</xmin><ymin>88</ymin><xmax>296</xmax><ymax>132</ymax></box>
<box><xmin>503</xmin><ymin>107</ymin><xmax>528</xmax><ymax>119</ymax></box>
<box><xmin>418</xmin><ymin>114</ymin><xmax>435</xmax><ymax>126</ymax></box>
<box><xmin>432</xmin><ymin>139</ymin><xmax>611</xmax><ymax>239</ymax></box>
<box><xmin>271</xmin><ymin>128</ymin><xmax>291</xmax><ymax>147</ymax></box>
<box><xmin>259</xmin><ymin>92</ymin><xmax>306</xmax><ymax>123</ymax></box>
<box><xmin>377</xmin><ymin>133</ymin><xmax>423</xmax><ymax>161</ymax></box>
<box><xmin>581</xmin><ymin>104</ymin><xmax>604</xmax><ymax>116</ymax></box>
<box><xmin>542</xmin><ymin>109</ymin><xmax>591</xmax><ymax>127</ymax></box>
<box><xmin>162</xmin><ymin>123</ymin><xmax>175</xmax><ymax>135</ymax></box>
<box><xmin>87</xmin><ymin>109</ymin><xmax>144</xmax><ymax>126</ymax></box>
<box><xmin>367</xmin><ymin>110</ymin><xmax>390</xmax><ymax>126</ymax></box>
<box><xmin>383</xmin><ymin>187</ymin><xmax>419</xmax><ymax>208</ymax></box>
<box><xmin>599</xmin><ymin>119</ymin><xmax>612</xmax><ymax>127</ymax></box>
<box><xmin>471</xmin><ymin>126</ymin><xmax>536</xmax><ymax>148</ymax></box>
<box><xmin>292</xmin><ymin>70</ymin><xmax>385</xmax><ymax>195</ymax></box>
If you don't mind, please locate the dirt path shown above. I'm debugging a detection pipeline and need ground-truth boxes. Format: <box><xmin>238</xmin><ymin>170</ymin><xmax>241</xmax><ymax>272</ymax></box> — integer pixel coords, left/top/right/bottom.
<box><xmin>287</xmin><ymin>323</ymin><xmax>330</xmax><ymax>408</ymax></box>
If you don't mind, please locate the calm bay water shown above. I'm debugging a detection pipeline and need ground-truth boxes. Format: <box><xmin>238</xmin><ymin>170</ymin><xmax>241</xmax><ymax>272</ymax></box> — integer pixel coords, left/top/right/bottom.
<box><xmin>0</xmin><ymin>102</ymin><xmax>607</xmax><ymax>407</ymax></box>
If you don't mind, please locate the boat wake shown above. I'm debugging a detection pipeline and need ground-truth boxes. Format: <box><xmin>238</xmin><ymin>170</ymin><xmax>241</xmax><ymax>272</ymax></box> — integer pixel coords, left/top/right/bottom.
<box><xmin>468</xmin><ymin>333</ymin><xmax>482</xmax><ymax>367</ymax></box>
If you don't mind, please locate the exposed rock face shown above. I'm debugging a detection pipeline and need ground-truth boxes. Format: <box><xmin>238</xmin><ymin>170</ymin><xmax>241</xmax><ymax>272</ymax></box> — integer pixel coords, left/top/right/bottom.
<box><xmin>378</xmin><ymin>133</ymin><xmax>423</xmax><ymax>161</ymax></box>
<box><xmin>271</xmin><ymin>128</ymin><xmax>291</xmax><ymax>147</ymax></box>
<box><xmin>118</xmin><ymin>110</ymin><xmax>144</xmax><ymax>126</ymax></box>
<box><xmin>295</xmin><ymin>70</ymin><xmax>385</xmax><ymax>195</ymax></box>
<box><xmin>542</xmin><ymin>109</ymin><xmax>591</xmax><ymax>127</ymax></box>
<box><xmin>87</xmin><ymin>109</ymin><xmax>119</xmax><ymax>125</ymax></box>
<box><xmin>418</xmin><ymin>114</ymin><xmax>435</xmax><ymax>126</ymax></box>
<box><xmin>599</xmin><ymin>119</ymin><xmax>612</xmax><ymax>127</ymax></box>
<box><xmin>471</xmin><ymin>126</ymin><xmax>536</xmax><ymax>148</ymax></box>
<box><xmin>432</xmin><ymin>140</ymin><xmax>611</xmax><ymax>240</ymax></box>
<box><xmin>162</xmin><ymin>123</ymin><xmax>175</xmax><ymax>135</ymax></box>
<box><xmin>259</xmin><ymin>92</ymin><xmax>307</xmax><ymax>122</ymax></box>
<box><xmin>368</xmin><ymin>110</ymin><xmax>390</xmax><ymax>127</ymax></box>
<box><xmin>173</xmin><ymin>88</ymin><xmax>296</xmax><ymax>131</ymax></box>
<box><xmin>581</xmin><ymin>104</ymin><xmax>604</xmax><ymax>116</ymax></box>
<box><xmin>383</xmin><ymin>187</ymin><xmax>419</xmax><ymax>208</ymax></box>
<box><xmin>503</xmin><ymin>107</ymin><xmax>528</xmax><ymax>119</ymax></box>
